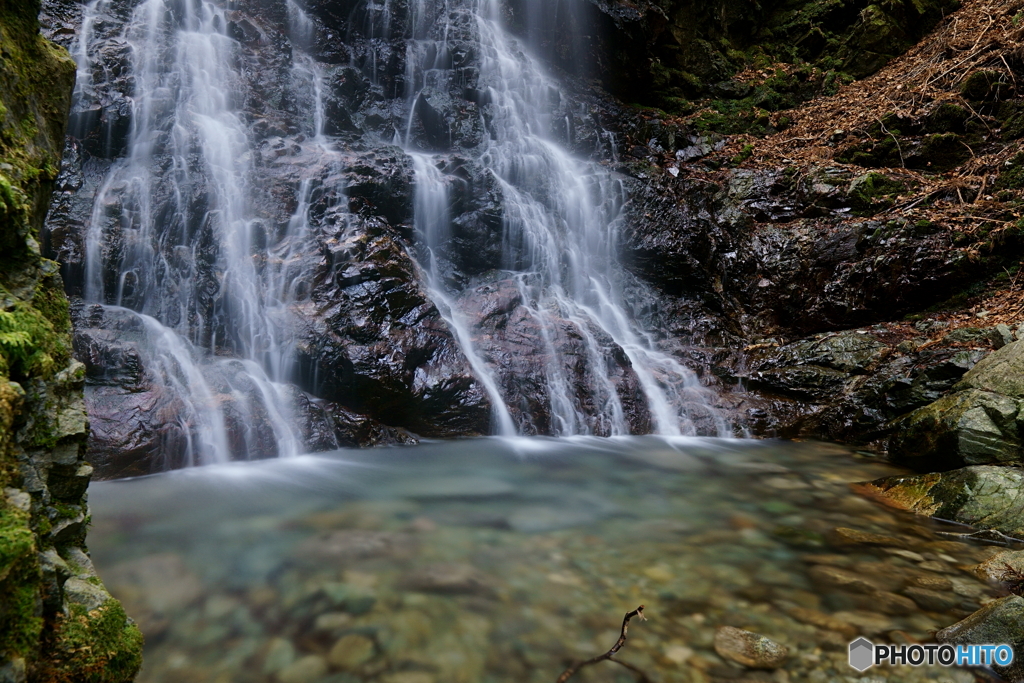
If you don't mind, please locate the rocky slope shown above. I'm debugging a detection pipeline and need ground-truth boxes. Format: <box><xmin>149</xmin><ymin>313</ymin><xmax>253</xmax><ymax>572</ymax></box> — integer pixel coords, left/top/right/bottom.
<box><xmin>605</xmin><ymin>0</ymin><xmax>1024</xmax><ymax>453</ymax></box>
<box><xmin>0</xmin><ymin>1</ymin><xmax>141</xmax><ymax>681</ymax></box>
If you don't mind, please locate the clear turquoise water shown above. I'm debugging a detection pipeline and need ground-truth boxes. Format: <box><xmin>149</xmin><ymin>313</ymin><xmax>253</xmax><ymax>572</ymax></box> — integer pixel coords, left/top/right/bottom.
<box><xmin>88</xmin><ymin>437</ymin><xmax>996</xmax><ymax>683</ymax></box>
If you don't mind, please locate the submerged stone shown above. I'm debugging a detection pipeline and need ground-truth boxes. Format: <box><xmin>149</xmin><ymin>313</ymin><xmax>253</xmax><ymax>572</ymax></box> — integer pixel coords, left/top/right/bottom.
<box><xmin>713</xmin><ymin>626</ymin><xmax>789</xmax><ymax>669</ymax></box>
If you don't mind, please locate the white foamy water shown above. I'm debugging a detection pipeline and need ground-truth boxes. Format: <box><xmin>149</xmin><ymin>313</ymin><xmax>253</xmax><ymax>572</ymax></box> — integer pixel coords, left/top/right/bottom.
<box><xmin>403</xmin><ymin>0</ymin><xmax>728</xmax><ymax>436</ymax></box>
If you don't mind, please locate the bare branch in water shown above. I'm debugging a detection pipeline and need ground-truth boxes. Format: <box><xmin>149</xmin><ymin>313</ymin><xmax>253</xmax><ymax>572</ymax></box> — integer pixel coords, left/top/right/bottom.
<box><xmin>556</xmin><ymin>605</ymin><xmax>650</xmax><ymax>683</ymax></box>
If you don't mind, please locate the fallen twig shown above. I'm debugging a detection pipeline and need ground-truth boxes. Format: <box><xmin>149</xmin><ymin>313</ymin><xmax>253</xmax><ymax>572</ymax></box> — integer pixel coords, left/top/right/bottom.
<box><xmin>556</xmin><ymin>605</ymin><xmax>649</xmax><ymax>683</ymax></box>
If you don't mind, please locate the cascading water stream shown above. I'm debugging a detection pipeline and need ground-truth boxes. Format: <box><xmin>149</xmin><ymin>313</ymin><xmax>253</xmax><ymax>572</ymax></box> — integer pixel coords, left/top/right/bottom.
<box><xmin>403</xmin><ymin>0</ymin><xmax>729</xmax><ymax>436</ymax></box>
<box><xmin>74</xmin><ymin>0</ymin><xmax>321</xmax><ymax>465</ymax></box>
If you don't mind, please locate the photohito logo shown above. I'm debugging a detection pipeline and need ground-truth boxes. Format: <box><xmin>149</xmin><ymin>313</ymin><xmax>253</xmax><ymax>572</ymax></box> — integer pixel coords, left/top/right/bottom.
<box><xmin>848</xmin><ymin>638</ymin><xmax>1014</xmax><ymax>671</ymax></box>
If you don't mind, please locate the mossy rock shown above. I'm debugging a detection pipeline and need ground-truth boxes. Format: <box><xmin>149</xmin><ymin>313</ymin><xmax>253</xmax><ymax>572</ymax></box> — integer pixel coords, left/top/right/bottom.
<box><xmin>888</xmin><ymin>388</ymin><xmax>1022</xmax><ymax>469</ymax></box>
<box><xmin>907</xmin><ymin>132</ymin><xmax>971</xmax><ymax>171</ymax></box>
<box><xmin>847</xmin><ymin>172</ymin><xmax>906</xmax><ymax>213</ymax></box>
<box><xmin>960</xmin><ymin>69</ymin><xmax>1012</xmax><ymax>101</ymax></box>
<box><xmin>956</xmin><ymin>337</ymin><xmax>1024</xmax><ymax>397</ymax></box>
<box><xmin>995</xmin><ymin>152</ymin><xmax>1024</xmax><ymax>190</ymax></box>
<box><xmin>0</xmin><ymin>5</ymin><xmax>142</xmax><ymax>682</ymax></box>
<box><xmin>924</xmin><ymin>102</ymin><xmax>969</xmax><ymax>134</ymax></box>
<box><xmin>621</xmin><ymin>0</ymin><xmax>957</xmax><ymax>127</ymax></box>
<box><xmin>937</xmin><ymin>596</ymin><xmax>1024</xmax><ymax>681</ymax></box>
<box><xmin>835</xmin><ymin>135</ymin><xmax>902</xmax><ymax>168</ymax></box>
<box><xmin>0</xmin><ymin>505</ymin><xmax>43</xmax><ymax>662</ymax></box>
<box><xmin>856</xmin><ymin>465</ymin><xmax>1024</xmax><ymax>537</ymax></box>
<box><xmin>39</xmin><ymin>601</ymin><xmax>143</xmax><ymax>683</ymax></box>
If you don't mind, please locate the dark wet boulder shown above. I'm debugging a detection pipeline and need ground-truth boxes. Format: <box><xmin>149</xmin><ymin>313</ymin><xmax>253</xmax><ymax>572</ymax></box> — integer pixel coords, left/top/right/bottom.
<box><xmin>888</xmin><ymin>389</ymin><xmax>1022</xmax><ymax>470</ymax></box>
<box><xmin>295</xmin><ymin>214</ymin><xmax>492</xmax><ymax>439</ymax></box>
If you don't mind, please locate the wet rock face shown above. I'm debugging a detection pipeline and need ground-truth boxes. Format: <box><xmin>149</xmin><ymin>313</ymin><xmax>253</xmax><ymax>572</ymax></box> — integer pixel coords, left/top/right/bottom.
<box><xmin>456</xmin><ymin>276</ymin><xmax>654</xmax><ymax>435</ymax></box>
<box><xmin>622</xmin><ymin>165</ymin><xmax>981</xmax><ymax>336</ymax></box>
<box><xmin>937</xmin><ymin>596</ymin><xmax>1024</xmax><ymax>681</ymax></box>
<box><xmin>292</xmin><ymin>203</ymin><xmax>491</xmax><ymax>438</ymax></box>
<box><xmin>40</xmin><ymin>0</ymin><xmax>505</xmax><ymax>463</ymax></box>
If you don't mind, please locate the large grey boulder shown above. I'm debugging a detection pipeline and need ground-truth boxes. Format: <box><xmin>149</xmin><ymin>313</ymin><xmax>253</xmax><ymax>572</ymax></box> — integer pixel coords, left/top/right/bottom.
<box><xmin>888</xmin><ymin>340</ymin><xmax>1024</xmax><ymax>469</ymax></box>
<box><xmin>936</xmin><ymin>596</ymin><xmax>1024</xmax><ymax>681</ymax></box>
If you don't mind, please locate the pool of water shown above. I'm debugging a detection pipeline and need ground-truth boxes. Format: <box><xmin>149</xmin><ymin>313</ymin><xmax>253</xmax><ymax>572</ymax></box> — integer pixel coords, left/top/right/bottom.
<box><xmin>88</xmin><ymin>437</ymin><xmax>1001</xmax><ymax>683</ymax></box>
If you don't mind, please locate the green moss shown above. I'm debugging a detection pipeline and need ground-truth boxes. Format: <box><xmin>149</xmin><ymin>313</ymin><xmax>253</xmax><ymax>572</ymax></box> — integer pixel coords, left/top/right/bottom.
<box><xmin>914</xmin><ymin>132</ymin><xmax>971</xmax><ymax>171</ymax></box>
<box><xmin>0</xmin><ymin>505</ymin><xmax>43</xmax><ymax>661</ymax></box>
<box><xmin>43</xmin><ymin>601</ymin><xmax>143</xmax><ymax>683</ymax></box>
<box><xmin>731</xmin><ymin>143</ymin><xmax>755</xmax><ymax>165</ymax></box>
<box><xmin>960</xmin><ymin>69</ymin><xmax>1009</xmax><ymax>101</ymax></box>
<box><xmin>33</xmin><ymin>267</ymin><xmax>71</xmax><ymax>334</ymax></box>
<box><xmin>924</xmin><ymin>102</ymin><xmax>969</xmax><ymax>134</ymax></box>
<box><xmin>0</xmin><ymin>299</ymin><xmax>71</xmax><ymax>382</ymax></box>
<box><xmin>848</xmin><ymin>171</ymin><xmax>906</xmax><ymax>214</ymax></box>
<box><xmin>632</xmin><ymin>0</ymin><xmax>956</xmax><ymax>128</ymax></box>
<box><xmin>836</xmin><ymin>134</ymin><xmax>902</xmax><ymax>167</ymax></box>
<box><xmin>995</xmin><ymin>152</ymin><xmax>1024</xmax><ymax>191</ymax></box>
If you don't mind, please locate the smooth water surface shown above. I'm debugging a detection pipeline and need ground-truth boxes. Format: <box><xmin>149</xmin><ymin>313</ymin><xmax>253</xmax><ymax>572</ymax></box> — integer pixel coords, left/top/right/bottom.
<box><xmin>88</xmin><ymin>438</ymin><xmax>998</xmax><ymax>683</ymax></box>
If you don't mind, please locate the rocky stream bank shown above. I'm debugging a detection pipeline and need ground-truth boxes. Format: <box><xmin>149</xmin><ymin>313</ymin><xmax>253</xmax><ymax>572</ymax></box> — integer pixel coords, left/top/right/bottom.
<box><xmin>0</xmin><ymin>1</ymin><xmax>140</xmax><ymax>681</ymax></box>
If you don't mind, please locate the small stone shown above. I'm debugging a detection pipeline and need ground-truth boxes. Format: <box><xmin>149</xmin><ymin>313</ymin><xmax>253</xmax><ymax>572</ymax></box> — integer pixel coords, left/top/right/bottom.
<box><xmin>859</xmin><ymin>591</ymin><xmax>916</xmax><ymax>615</ymax></box>
<box><xmin>328</xmin><ymin>634</ymin><xmax>375</xmax><ymax>670</ymax></box>
<box><xmin>904</xmin><ymin>574</ymin><xmax>951</xmax><ymax>593</ymax></box>
<box><xmin>643</xmin><ymin>565</ymin><xmax>674</xmax><ymax>582</ymax></box>
<box><xmin>276</xmin><ymin>655</ymin><xmax>327</xmax><ymax>683</ymax></box>
<box><xmin>401</xmin><ymin>563</ymin><xmax>496</xmax><ymax>596</ymax></box>
<box><xmin>662</xmin><ymin>644</ymin><xmax>694</xmax><ymax>665</ymax></box>
<box><xmin>313</xmin><ymin>612</ymin><xmax>352</xmax><ymax>632</ymax></box>
<box><xmin>830</xmin><ymin>527</ymin><xmax>905</xmax><ymax>548</ymax></box>
<box><xmin>994</xmin><ymin>323</ymin><xmax>1014</xmax><ymax>349</ymax></box>
<box><xmin>62</xmin><ymin>577</ymin><xmax>111</xmax><ymax>611</ymax></box>
<box><xmin>903</xmin><ymin>586</ymin><xmax>959</xmax><ymax>612</ymax></box>
<box><xmin>3</xmin><ymin>488</ymin><xmax>30</xmax><ymax>512</ymax></box>
<box><xmin>832</xmin><ymin>611</ymin><xmax>895</xmax><ymax>636</ymax></box>
<box><xmin>884</xmin><ymin>548</ymin><xmax>925</xmax><ymax>562</ymax></box>
<box><xmin>713</xmin><ymin>626</ymin><xmax>789</xmax><ymax>669</ymax></box>
<box><xmin>807</xmin><ymin>565</ymin><xmax>881</xmax><ymax>594</ymax></box>
<box><xmin>263</xmin><ymin>638</ymin><xmax>296</xmax><ymax>675</ymax></box>
<box><xmin>784</xmin><ymin>606</ymin><xmax>857</xmax><ymax>638</ymax></box>
<box><xmin>972</xmin><ymin>549</ymin><xmax>1024</xmax><ymax>584</ymax></box>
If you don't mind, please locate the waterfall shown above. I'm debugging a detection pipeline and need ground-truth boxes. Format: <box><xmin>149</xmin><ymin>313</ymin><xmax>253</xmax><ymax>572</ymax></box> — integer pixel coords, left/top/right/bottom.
<box><xmin>73</xmin><ymin>0</ymin><xmax>316</xmax><ymax>465</ymax></box>
<box><xmin>57</xmin><ymin>0</ymin><xmax>727</xmax><ymax>470</ymax></box>
<box><xmin>404</xmin><ymin>0</ymin><xmax>729</xmax><ymax>436</ymax></box>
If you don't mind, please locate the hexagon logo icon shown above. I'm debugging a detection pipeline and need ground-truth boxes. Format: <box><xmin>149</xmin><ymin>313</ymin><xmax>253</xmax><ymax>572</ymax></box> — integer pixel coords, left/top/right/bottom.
<box><xmin>849</xmin><ymin>637</ymin><xmax>874</xmax><ymax>672</ymax></box>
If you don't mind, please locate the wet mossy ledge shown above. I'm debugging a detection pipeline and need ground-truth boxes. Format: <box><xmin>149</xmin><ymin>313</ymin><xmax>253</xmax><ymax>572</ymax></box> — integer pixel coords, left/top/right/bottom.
<box><xmin>0</xmin><ymin>2</ymin><xmax>142</xmax><ymax>681</ymax></box>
